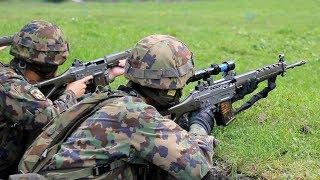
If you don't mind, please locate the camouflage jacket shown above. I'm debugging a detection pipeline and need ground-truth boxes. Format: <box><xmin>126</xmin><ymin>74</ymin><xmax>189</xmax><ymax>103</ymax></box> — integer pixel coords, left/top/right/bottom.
<box><xmin>42</xmin><ymin>90</ymin><xmax>215</xmax><ymax>179</ymax></box>
<box><xmin>0</xmin><ymin>64</ymin><xmax>77</xmax><ymax>174</ymax></box>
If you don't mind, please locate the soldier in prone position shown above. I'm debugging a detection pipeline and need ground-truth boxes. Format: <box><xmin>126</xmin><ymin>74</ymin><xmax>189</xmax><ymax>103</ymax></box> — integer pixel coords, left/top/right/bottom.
<box><xmin>17</xmin><ymin>35</ymin><xmax>224</xmax><ymax>179</ymax></box>
<box><xmin>0</xmin><ymin>20</ymin><xmax>124</xmax><ymax>178</ymax></box>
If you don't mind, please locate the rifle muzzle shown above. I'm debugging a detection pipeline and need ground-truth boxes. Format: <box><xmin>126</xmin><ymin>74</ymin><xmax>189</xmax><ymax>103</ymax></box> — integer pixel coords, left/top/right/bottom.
<box><xmin>286</xmin><ymin>60</ymin><xmax>306</xmax><ymax>70</ymax></box>
<box><xmin>0</xmin><ymin>35</ymin><xmax>13</xmax><ymax>47</ymax></box>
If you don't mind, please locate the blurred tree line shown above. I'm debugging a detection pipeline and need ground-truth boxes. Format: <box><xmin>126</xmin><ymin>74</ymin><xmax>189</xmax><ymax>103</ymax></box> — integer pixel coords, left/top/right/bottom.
<box><xmin>0</xmin><ymin>0</ymin><xmax>195</xmax><ymax>2</ymax></box>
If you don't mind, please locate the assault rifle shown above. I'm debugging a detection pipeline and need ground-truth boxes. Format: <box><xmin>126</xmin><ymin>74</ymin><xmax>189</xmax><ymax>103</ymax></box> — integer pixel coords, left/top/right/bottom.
<box><xmin>168</xmin><ymin>54</ymin><xmax>306</xmax><ymax>126</ymax></box>
<box><xmin>36</xmin><ymin>49</ymin><xmax>131</xmax><ymax>99</ymax></box>
<box><xmin>0</xmin><ymin>35</ymin><xmax>13</xmax><ymax>47</ymax></box>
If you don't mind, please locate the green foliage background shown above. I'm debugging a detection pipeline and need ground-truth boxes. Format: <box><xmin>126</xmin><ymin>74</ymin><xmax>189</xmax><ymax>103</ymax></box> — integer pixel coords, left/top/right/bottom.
<box><xmin>0</xmin><ymin>0</ymin><xmax>319</xmax><ymax>178</ymax></box>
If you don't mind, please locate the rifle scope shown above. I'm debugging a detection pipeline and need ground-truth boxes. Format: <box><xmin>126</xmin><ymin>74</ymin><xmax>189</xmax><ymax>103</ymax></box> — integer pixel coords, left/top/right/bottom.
<box><xmin>187</xmin><ymin>61</ymin><xmax>235</xmax><ymax>84</ymax></box>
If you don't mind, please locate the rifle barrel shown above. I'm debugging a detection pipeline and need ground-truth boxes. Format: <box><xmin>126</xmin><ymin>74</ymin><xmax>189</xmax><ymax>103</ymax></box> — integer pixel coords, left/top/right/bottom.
<box><xmin>286</xmin><ymin>60</ymin><xmax>306</xmax><ymax>69</ymax></box>
<box><xmin>90</xmin><ymin>49</ymin><xmax>131</xmax><ymax>68</ymax></box>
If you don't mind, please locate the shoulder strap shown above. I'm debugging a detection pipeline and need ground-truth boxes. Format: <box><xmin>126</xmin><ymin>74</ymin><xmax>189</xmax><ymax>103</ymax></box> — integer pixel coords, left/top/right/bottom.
<box><xmin>19</xmin><ymin>91</ymin><xmax>127</xmax><ymax>173</ymax></box>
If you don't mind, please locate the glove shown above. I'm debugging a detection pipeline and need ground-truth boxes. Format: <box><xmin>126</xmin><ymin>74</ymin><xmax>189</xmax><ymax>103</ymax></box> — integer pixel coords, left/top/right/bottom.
<box><xmin>188</xmin><ymin>106</ymin><xmax>215</xmax><ymax>134</ymax></box>
<box><xmin>177</xmin><ymin>114</ymin><xmax>189</xmax><ymax>131</ymax></box>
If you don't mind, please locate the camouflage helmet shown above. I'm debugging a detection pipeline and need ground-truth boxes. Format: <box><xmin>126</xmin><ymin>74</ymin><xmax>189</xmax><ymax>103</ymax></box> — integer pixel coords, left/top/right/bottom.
<box><xmin>124</xmin><ymin>35</ymin><xmax>195</xmax><ymax>89</ymax></box>
<box><xmin>10</xmin><ymin>20</ymin><xmax>69</xmax><ymax>66</ymax></box>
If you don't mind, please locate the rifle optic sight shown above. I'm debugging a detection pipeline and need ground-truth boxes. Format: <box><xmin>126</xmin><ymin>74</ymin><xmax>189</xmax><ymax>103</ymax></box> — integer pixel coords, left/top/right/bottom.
<box><xmin>187</xmin><ymin>61</ymin><xmax>235</xmax><ymax>84</ymax></box>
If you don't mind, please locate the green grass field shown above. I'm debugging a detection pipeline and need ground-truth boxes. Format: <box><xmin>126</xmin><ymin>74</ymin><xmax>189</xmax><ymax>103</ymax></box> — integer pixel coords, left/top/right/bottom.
<box><xmin>0</xmin><ymin>0</ymin><xmax>319</xmax><ymax>178</ymax></box>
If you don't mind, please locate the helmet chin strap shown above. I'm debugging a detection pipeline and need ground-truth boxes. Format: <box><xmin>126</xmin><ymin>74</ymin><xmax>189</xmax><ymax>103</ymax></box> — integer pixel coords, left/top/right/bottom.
<box><xmin>10</xmin><ymin>58</ymin><xmax>26</xmax><ymax>76</ymax></box>
<box><xmin>10</xmin><ymin>58</ymin><xmax>57</xmax><ymax>81</ymax></box>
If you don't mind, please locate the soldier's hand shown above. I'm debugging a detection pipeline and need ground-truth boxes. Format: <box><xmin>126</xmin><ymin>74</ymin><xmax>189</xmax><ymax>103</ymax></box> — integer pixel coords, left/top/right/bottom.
<box><xmin>66</xmin><ymin>75</ymin><xmax>93</xmax><ymax>98</ymax></box>
<box><xmin>188</xmin><ymin>106</ymin><xmax>215</xmax><ymax>134</ymax></box>
<box><xmin>109</xmin><ymin>59</ymin><xmax>126</xmax><ymax>80</ymax></box>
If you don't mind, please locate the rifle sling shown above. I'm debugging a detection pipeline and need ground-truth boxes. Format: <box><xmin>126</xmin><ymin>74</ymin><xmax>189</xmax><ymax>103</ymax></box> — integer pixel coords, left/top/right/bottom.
<box><xmin>234</xmin><ymin>77</ymin><xmax>277</xmax><ymax>115</ymax></box>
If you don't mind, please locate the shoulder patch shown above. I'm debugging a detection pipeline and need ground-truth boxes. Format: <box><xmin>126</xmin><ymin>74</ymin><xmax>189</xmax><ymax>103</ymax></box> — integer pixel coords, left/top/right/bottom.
<box><xmin>30</xmin><ymin>88</ymin><xmax>47</xmax><ymax>101</ymax></box>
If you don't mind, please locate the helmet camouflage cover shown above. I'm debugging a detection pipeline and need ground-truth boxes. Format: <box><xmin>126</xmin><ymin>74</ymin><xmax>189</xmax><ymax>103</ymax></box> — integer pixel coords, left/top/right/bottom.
<box><xmin>124</xmin><ymin>34</ymin><xmax>195</xmax><ymax>89</ymax></box>
<box><xmin>10</xmin><ymin>20</ymin><xmax>69</xmax><ymax>66</ymax></box>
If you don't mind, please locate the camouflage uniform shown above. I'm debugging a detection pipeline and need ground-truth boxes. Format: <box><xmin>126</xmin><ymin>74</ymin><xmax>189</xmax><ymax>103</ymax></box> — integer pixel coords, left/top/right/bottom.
<box><xmin>40</xmin><ymin>92</ymin><xmax>215</xmax><ymax>179</ymax></box>
<box><xmin>24</xmin><ymin>35</ymin><xmax>216</xmax><ymax>179</ymax></box>
<box><xmin>0</xmin><ymin>20</ymin><xmax>76</xmax><ymax>177</ymax></box>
